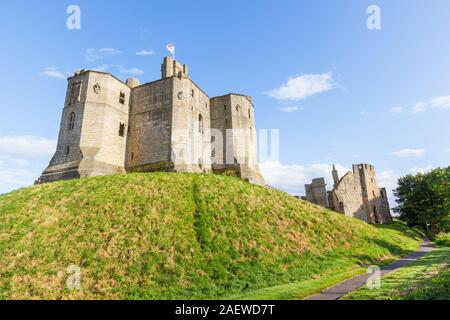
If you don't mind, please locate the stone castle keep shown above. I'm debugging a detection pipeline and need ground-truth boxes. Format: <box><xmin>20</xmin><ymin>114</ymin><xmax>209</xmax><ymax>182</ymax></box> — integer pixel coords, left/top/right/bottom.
<box><xmin>305</xmin><ymin>164</ymin><xmax>392</xmax><ymax>224</ymax></box>
<box><xmin>37</xmin><ymin>57</ymin><xmax>265</xmax><ymax>185</ymax></box>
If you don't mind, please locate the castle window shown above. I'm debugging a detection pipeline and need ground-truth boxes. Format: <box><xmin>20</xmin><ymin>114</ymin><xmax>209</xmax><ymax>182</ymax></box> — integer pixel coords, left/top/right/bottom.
<box><xmin>236</xmin><ymin>105</ymin><xmax>241</xmax><ymax>112</ymax></box>
<box><xmin>248</xmin><ymin>109</ymin><xmax>251</xmax><ymax>119</ymax></box>
<box><xmin>225</xmin><ymin>119</ymin><xmax>228</xmax><ymax>126</ymax></box>
<box><xmin>372</xmin><ymin>190</ymin><xmax>376</xmax><ymax>197</ymax></box>
<box><xmin>191</xmin><ymin>89</ymin><xmax>195</xmax><ymax>97</ymax></box>
<box><xmin>224</xmin><ymin>105</ymin><xmax>227</xmax><ymax>111</ymax></box>
<box><xmin>206</xmin><ymin>102</ymin><xmax>208</xmax><ymax>109</ymax></box>
<box><xmin>131</xmin><ymin>152</ymin><xmax>134</xmax><ymax>160</ymax></box>
<box><xmin>68</xmin><ymin>112</ymin><xmax>76</xmax><ymax>130</ymax></box>
<box><xmin>119</xmin><ymin>92</ymin><xmax>126</xmax><ymax>105</ymax></box>
<box><xmin>198</xmin><ymin>114</ymin><xmax>204</xmax><ymax>134</ymax></box>
<box><xmin>119</xmin><ymin>122</ymin><xmax>125</xmax><ymax>137</ymax></box>
<box><xmin>66</xmin><ymin>146</ymin><xmax>70</xmax><ymax>155</ymax></box>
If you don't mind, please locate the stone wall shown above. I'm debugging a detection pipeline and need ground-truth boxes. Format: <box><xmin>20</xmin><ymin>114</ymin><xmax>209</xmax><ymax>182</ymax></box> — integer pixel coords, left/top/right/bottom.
<box><xmin>305</xmin><ymin>178</ymin><xmax>329</xmax><ymax>208</ymax></box>
<box><xmin>126</xmin><ymin>78</ymin><xmax>173</xmax><ymax>172</ymax></box>
<box><xmin>306</xmin><ymin>163</ymin><xmax>393</xmax><ymax>224</ymax></box>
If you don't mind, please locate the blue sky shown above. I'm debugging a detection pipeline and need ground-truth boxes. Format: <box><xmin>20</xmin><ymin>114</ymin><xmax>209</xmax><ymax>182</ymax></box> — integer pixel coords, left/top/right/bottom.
<box><xmin>0</xmin><ymin>1</ymin><xmax>449</xmax><ymax>205</ymax></box>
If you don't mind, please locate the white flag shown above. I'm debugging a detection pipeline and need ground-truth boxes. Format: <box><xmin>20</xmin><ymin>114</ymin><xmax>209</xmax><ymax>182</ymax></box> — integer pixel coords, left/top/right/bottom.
<box><xmin>166</xmin><ymin>43</ymin><xmax>175</xmax><ymax>55</ymax></box>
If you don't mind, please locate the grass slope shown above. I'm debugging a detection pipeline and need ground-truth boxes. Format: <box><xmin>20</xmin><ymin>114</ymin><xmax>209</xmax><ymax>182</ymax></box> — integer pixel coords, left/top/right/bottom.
<box><xmin>342</xmin><ymin>247</ymin><xmax>449</xmax><ymax>300</ymax></box>
<box><xmin>0</xmin><ymin>173</ymin><xmax>422</xmax><ymax>300</ymax></box>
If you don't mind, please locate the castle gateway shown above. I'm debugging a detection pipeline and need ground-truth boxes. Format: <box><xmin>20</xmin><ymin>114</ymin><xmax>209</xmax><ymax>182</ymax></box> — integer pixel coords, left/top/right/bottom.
<box><xmin>37</xmin><ymin>57</ymin><xmax>265</xmax><ymax>185</ymax></box>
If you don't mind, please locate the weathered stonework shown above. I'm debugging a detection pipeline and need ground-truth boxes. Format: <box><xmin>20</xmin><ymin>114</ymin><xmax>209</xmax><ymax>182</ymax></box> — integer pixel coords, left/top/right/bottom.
<box><xmin>305</xmin><ymin>164</ymin><xmax>393</xmax><ymax>224</ymax></box>
<box><xmin>305</xmin><ymin>178</ymin><xmax>329</xmax><ymax>208</ymax></box>
<box><xmin>37</xmin><ymin>57</ymin><xmax>265</xmax><ymax>186</ymax></box>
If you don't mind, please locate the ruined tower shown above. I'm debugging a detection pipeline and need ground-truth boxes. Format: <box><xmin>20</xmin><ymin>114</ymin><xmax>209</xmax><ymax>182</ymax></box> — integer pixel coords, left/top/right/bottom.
<box><xmin>332</xmin><ymin>164</ymin><xmax>339</xmax><ymax>187</ymax></box>
<box><xmin>305</xmin><ymin>163</ymin><xmax>392</xmax><ymax>224</ymax></box>
<box><xmin>353</xmin><ymin>164</ymin><xmax>393</xmax><ymax>224</ymax></box>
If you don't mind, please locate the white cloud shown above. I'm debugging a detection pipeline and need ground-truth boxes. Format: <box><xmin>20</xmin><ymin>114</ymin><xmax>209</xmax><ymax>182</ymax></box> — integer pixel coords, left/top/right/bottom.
<box><xmin>410</xmin><ymin>165</ymin><xmax>435</xmax><ymax>175</ymax></box>
<box><xmin>92</xmin><ymin>64</ymin><xmax>111</xmax><ymax>72</ymax></box>
<box><xmin>0</xmin><ymin>168</ymin><xmax>36</xmax><ymax>194</ymax></box>
<box><xmin>85</xmin><ymin>48</ymin><xmax>122</xmax><ymax>62</ymax></box>
<box><xmin>41</xmin><ymin>67</ymin><xmax>67</xmax><ymax>79</ymax></box>
<box><xmin>377</xmin><ymin>170</ymin><xmax>400</xmax><ymax>208</ymax></box>
<box><xmin>0</xmin><ymin>135</ymin><xmax>56</xmax><ymax>194</ymax></box>
<box><xmin>430</xmin><ymin>96</ymin><xmax>450</xmax><ymax>109</ymax></box>
<box><xmin>118</xmin><ymin>66</ymin><xmax>144</xmax><ymax>76</ymax></box>
<box><xmin>0</xmin><ymin>135</ymin><xmax>56</xmax><ymax>159</ymax></box>
<box><xmin>411</xmin><ymin>102</ymin><xmax>427</xmax><ymax>114</ymax></box>
<box><xmin>280</xmin><ymin>106</ymin><xmax>302</xmax><ymax>113</ymax></box>
<box><xmin>410</xmin><ymin>95</ymin><xmax>450</xmax><ymax>114</ymax></box>
<box><xmin>259</xmin><ymin>161</ymin><xmax>349</xmax><ymax>195</ymax></box>
<box><xmin>390</xmin><ymin>106</ymin><xmax>403</xmax><ymax>114</ymax></box>
<box><xmin>136</xmin><ymin>50</ymin><xmax>156</xmax><ymax>56</ymax></box>
<box><xmin>392</xmin><ymin>148</ymin><xmax>425</xmax><ymax>158</ymax></box>
<box><xmin>267</xmin><ymin>72</ymin><xmax>336</xmax><ymax>100</ymax></box>
<box><xmin>359</xmin><ymin>111</ymin><xmax>371</xmax><ymax>116</ymax></box>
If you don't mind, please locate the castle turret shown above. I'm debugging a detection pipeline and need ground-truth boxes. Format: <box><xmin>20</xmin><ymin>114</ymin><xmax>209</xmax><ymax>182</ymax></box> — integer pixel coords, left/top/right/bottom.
<box><xmin>161</xmin><ymin>56</ymin><xmax>188</xmax><ymax>79</ymax></box>
<box><xmin>332</xmin><ymin>164</ymin><xmax>339</xmax><ymax>187</ymax></box>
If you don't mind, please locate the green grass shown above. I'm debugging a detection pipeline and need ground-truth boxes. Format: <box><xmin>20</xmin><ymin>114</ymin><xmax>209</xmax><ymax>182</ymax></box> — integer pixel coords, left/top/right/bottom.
<box><xmin>342</xmin><ymin>247</ymin><xmax>450</xmax><ymax>300</ymax></box>
<box><xmin>0</xmin><ymin>173</ymin><xmax>422</xmax><ymax>300</ymax></box>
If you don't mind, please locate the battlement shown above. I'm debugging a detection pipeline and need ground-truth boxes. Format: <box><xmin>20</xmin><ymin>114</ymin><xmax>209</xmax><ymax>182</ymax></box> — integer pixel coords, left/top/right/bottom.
<box><xmin>161</xmin><ymin>56</ymin><xmax>189</xmax><ymax>79</ymax></box>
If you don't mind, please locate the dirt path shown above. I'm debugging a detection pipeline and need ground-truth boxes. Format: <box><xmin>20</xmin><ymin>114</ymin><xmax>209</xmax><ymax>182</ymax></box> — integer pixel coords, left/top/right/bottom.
<box><xmin>305</xmin><ymin>240</ymin><xmax>435</xmax><ymax>300</ymax></box>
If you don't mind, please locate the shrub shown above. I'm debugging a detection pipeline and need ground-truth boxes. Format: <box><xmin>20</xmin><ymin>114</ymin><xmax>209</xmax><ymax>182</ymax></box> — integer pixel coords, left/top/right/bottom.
<box><xmin>435</xmin><ymin>233</ymin><xmax>450</xmax><ymax>247</ymax></box>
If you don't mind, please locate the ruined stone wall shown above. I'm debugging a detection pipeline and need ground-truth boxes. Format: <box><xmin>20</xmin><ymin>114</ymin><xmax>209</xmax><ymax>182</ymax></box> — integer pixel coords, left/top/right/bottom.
<box><xmin>354</xmin><ymin>164</ymin><xmax>393</xmax><ymax>224</ymax></box>
<box><xmin>330</xmin><ymin>171</ymin><xmax>368</xmax><ymax>222</ymax></box>
<box><xmin>305</xmin><ymin>178</ymin><xmax>329</xmax><ymax>208</ymax></box>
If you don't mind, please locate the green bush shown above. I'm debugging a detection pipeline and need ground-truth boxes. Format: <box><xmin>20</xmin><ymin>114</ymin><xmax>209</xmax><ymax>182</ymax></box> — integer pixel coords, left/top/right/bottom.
<box><xmin>435</xmin><ymin>233</ymin><xmax>450</xmax><ymax>247</ymax></box>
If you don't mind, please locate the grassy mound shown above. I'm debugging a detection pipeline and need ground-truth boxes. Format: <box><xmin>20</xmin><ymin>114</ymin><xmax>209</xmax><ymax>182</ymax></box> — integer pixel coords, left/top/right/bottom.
<box><xmin>0</xmin><ymin>173</ymin><xmax>422</xmax><ymax>300</ymax></box>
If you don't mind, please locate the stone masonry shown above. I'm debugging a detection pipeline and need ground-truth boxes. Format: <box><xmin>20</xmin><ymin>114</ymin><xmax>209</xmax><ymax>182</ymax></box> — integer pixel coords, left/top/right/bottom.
<box><xmin>37</xmin><ymin>57</ymin><xmax>265</xmax><ymax>185</ymax></box>
<box><xmin>305</xmin><ymin>164</ymin><xmax>393</xmax><ymax>224</ymax></box>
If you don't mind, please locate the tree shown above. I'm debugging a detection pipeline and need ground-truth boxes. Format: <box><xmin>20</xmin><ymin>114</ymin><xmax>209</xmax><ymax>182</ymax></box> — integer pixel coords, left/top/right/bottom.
<box><xmin>394</xmin><ymin>167</ymin><xmax>450</xmax><ymax>235</ymax></box>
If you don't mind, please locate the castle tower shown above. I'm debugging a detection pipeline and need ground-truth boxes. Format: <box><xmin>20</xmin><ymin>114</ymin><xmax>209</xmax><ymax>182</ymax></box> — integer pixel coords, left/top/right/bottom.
<box><xmin>37</xmin><ymin>70</ymin><xmax>133</xmax><ymax>182</ymax></box>
<box><xmin>210</xmin><ymin>94</ymin><xmax>265</xmax><ymax>185</ymax></box>
<box><xmin>353</xmin><ymin>164</ymin><xmax>392</xmax><ymax>224</ymax></box>
<box><xmin>332</xmin><ymin>164</ymin><xmax>339</xmax><ymax>187</ymax></box>
<box><xmin>126</xmin><ymin>57</ymin><xmax>212</xmax><ymax>174</ymax></box>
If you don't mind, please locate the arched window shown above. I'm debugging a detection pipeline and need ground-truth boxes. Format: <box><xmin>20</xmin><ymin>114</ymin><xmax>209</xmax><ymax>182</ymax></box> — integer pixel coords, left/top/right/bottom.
<box><xmin>198</xmin><ymin>114</ymin><xmax>204</xmax><ymax>134</ymax></box>
<box><xmin>68</xmin><ymin>112</ymin><xmax>76</xmax><ymax>130</ymax></box>
<box><xmin>236</xmin><ymin>104</ymin><xmax>241</xmax><ymax>112</ymax></box>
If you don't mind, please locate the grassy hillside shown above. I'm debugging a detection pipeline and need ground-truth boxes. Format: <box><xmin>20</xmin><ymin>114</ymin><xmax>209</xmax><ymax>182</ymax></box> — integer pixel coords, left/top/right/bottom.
<box><xmin>0</xmin><ymin>173</ymin><xmax>422</xmax><ymax>300</ymax></box>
